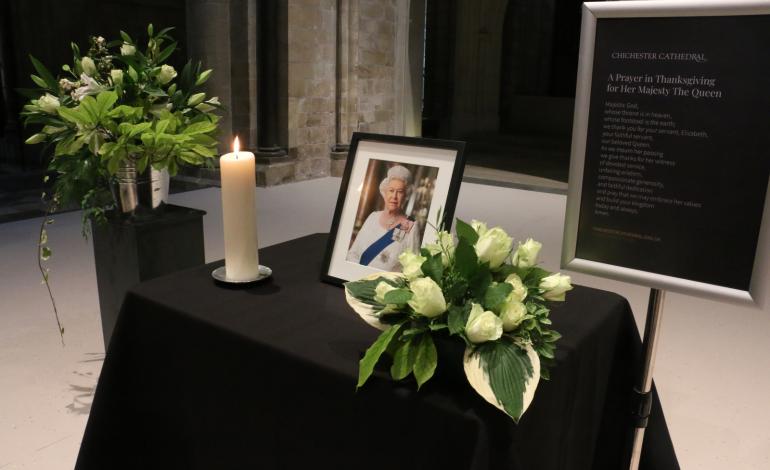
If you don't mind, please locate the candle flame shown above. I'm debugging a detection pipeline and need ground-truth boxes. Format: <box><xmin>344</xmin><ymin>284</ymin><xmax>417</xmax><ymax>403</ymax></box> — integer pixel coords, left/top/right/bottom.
<box><xmin>233</xmin><ymin>136</ymin><xmax>240</xmax><ymax>154</ymax></box>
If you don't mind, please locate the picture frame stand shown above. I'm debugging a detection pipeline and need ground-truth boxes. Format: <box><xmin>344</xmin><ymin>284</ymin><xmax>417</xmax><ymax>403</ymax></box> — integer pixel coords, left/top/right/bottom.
<box><xmin>629</xmin><ymin>288</ymin><xmax>667</xmax><ymax>470</ymax></box>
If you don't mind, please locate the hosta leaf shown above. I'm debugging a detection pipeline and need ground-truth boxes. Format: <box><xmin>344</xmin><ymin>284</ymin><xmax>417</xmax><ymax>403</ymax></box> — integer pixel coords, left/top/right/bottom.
<box><xmin>383</xmin><ymin>288</ymin><xmax>412</xmax><ymax>305</ymax></box>
<box><xmin>476</xmin><ymin>340</ymin><xmax>534</xmax><ymax>422</ymax></box>
<box><xmin>483</xmin><ymin>282</ymin><xmax>513</xmax><ymax>311</ymax></box>
<box><xmin>421</xmin><ymin>252</ymin><xmax>443</xmax><ymax>284</ymax></box>
<box><xmin>390</xmin><ymin>336</ymin><xmax>416</xmax><ymax>380</ymax></box>
<box><xmin>455</xmin><ymin>218</ymin><xmax>479</xmax><ymax>245</ymax></box>
<box><xmin>413</xmin><ymin>333</ymin><xmax>438</xmax><ymax>389</ymax></box>
<box><xmin>357</xmin><ymin>322</ymin><xmax>404</xmax><ymax>389</ymax></box>
<box><xmin>448</xmin><ymin>304</ymin><xmax>471</xmax><ymax>335</ymax></box>
<box><xmin>454</xmin><ymin>237</ymin><xmax>478</xmax><ymax>279</ymax></box>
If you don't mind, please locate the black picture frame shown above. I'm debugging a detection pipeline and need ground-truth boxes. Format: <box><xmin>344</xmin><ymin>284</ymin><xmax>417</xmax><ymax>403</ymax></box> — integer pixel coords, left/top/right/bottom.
<box><xmin>321</xmin><ymin>132</ymin><xmax>466</xmax><ymax>286</ymax></box>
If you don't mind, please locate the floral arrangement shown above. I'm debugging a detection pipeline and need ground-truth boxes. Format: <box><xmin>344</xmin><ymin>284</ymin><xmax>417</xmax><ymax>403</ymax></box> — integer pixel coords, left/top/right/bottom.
<box><xmin>21</xmin><ymin>24</ymin><xmax>221</xmax><ymax>225</ymax></box>
<box><xmin>20</xmin><ymin>24</ymin><xmax>221</xmax><ymax>342</ymax></box>
<box><xmin>345</xmin><ymin>218</ymin><xmax>573</xmax><ymax>421</ymax></box>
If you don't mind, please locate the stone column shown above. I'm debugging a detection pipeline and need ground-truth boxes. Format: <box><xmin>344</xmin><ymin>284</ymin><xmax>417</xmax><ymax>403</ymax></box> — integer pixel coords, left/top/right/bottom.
<box><xmin>330</xmin><ymin>0</ymin><xmax>360</xmax><ymax>176</ymax></box>
<box><xmin>186</xmin><ymin>0</ymin><xmax>232</xmax><ymax>155</ymax></box>
<box><xmin>393</xmin><ymin>0</ymin><xmax>425</xmax><ymax>137</ymax></box>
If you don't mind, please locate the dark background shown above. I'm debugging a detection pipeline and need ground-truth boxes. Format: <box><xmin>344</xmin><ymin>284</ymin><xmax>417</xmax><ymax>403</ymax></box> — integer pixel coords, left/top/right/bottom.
<box><xmin>576</xmin><ymin>15</ymin><xmax>770</xmax><ymax>290</ymax></box>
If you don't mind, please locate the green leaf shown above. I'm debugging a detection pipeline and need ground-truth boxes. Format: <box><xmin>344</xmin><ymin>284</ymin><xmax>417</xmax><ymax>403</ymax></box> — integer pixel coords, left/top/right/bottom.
<box><xmin>25</xmin><ymin>133</ymin><xmax>47</xmax><ymax>145</ymax></box>
<box><xmin>383</xmin><ymin>288</ymin><xmax>412</xmax><ymax>305</ymax></box>
<box><xmin>390</xmin><ymin>337</ymin><xmax>416</xmax><ymax>380</ymax></box>
<box><xmin>447</xmin><ymin>303</ymin><xmax>471</xmax><ymax>335</ymax></box>
<box><xmin>413</xmin><ymin>333</ymin><xmax>438</xmax><ymax>389</ymax></box>
<box><xmin>40</xmin><ymin>246</ymin><xmax>52</xmax><ymax>261</ymax></box>
<box><xmin>522</xmin><ymin>267</ymin><xmax>552</xmax><ymax>286</ymax></box>
<box><xmin>182</xmin><ymin>120</ymin><xmax>217</xmax><ymax>135</ymax></box>
<box><xmin>57</xmin><ymin>107</ymin><xmax>88</xmax><ymax>125</ymax></box>
<box><xmin>475</xmin><ymin>340</ymin><xmax>535</xmax><ymax>422</ymax></box>
<box><xmin>95</xmin><ymin>91</ymin><xmax>118</xmax><ymax>119</ymax></box>
<box><xmin>454</xmin><ymin>237</ymin><xmax>478</xmax><ymax>279</ymax></box>
<box><xmin>357</xmin><ymin>322</ymin><xmax>405</xmax><ymax>389</ymax></box>
<box><xmin>421</xmin><ymin>253</ymin><xmax>443</xmax><ymax>284</ymax></box>
<box><xmin>483</xmin><ymin>282</ymin><xmax>513</xmax><ymax>311</ymax></box>
<box><xmin>130</xmin><ymin>122</ymin><xmax>153</xmax><ymax>137</ymax></box>
<box><xmin>156</xmin><ymin>42</ymin><xmax>177</xmax><ymax>64</ymax></box>
<box><xmin>29</xmin><ymin>55</ymin><xmax>58</xmax><ymax>90</ymax></box>
<box><xmin>30</xmin><ymin>74</ymin><xmax>49</xmax><ymax>89</ymax></box>
<box><xmin>187</xmin><ymin>92</ymin><xmax>206</xmax><ymax>107</ymax></box>
<box><xmin>455</xmin><ymin>218</ymin><xmax>479</xmax><ymax>245</ymax></box>
<box><xmin>469</xmin><ymin>265</ymin><xmax>492</xmax><ymax>301</ymax></box>
<box><xmin>155</xmin><ymin>119</ymin><xmax>170</xmax><ymax>135</ymax></box>
<box><xmin>195</xmin><ymin>69</ymin><xmax>212</xmax><ymax>86</ymax></box>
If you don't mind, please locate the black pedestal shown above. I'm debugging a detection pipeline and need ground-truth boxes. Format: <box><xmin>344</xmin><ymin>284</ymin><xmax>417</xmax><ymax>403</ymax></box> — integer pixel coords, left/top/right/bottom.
<box><xmin>92</xmin><ymin>204</ymin><xmax>206</xmax><ymax>347</ymax></box>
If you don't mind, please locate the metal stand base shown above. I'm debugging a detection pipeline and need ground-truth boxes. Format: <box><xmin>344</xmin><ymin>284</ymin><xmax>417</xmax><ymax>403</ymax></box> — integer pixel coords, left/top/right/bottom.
<box><xmin>629</xmin><ymin>288</ymin><xmax>666</xmax><ymax>470</ymax></box>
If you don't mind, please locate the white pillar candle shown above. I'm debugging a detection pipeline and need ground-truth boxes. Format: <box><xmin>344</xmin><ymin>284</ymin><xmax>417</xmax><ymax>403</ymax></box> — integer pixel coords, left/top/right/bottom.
<box><xmin>220</xmin><ymin>136</ymin><xmax>260</xmax><ymax>280</ymax></box>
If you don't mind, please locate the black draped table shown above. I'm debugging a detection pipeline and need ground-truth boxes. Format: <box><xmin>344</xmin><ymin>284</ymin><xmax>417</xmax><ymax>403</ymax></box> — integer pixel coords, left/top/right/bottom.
<box><xmin>76</xmin><ymin>234</ymin><xmax>678</xmax><ymax>470</ymax></box>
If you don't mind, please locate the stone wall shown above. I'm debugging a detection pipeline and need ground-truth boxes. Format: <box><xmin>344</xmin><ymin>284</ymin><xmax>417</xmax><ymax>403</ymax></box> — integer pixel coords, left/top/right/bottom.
<box><xmin>354</xmin><ymin>0</ymin><xmax>397</xmax><ymax>135</ymax></box>
<box><xmin>287</xmin><ymin>0</ymin><xmax>337</xmax><ymax>181</ymax></box>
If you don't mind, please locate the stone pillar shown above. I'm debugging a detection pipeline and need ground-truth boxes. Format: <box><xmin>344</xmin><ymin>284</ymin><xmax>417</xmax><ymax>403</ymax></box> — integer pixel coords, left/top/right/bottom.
<box><xmin>186</xmin><ymin>0</ymin><xmax>232</xmax><ymax>155</ymax></box>
<box><xmin>330</xmin><ymin>0</ymin><xmax>360</xmax><ymax>176</ymax></box>
<box><xmin>393</xmin><ymin>0</ymin><xmax>425</xmax><ymax>137</ymax></box>
<box><xmin>450</xmin><ymin>0</ymin><xmax>508</xmax><ymax>137</ymax></box>
<box><xmin>287</xmin><ymin>0</ymin><xmax>337</xmax><ymax>181</ymax></box>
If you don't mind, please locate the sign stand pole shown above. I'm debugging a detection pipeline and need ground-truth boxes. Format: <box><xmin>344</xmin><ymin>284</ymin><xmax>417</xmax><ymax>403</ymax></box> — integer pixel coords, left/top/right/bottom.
<box><xmin>629</xmin><ymin>288</ymin><xmax>666</xmax><ymax>470</ymax></box>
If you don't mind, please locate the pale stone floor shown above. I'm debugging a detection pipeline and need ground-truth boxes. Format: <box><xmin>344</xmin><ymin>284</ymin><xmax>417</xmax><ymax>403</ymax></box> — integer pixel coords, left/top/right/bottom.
<box><xmin>1</xmin><ymin>178</ymin><xmax>769</xmax><ymax>469</ymax></box>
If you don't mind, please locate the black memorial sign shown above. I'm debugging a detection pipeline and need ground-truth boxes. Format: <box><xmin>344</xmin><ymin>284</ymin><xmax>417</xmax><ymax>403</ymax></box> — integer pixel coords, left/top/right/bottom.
<box><xmin>571</xmin><ymin>14</ymin><xmax>770</xmax><ymax>293</ymax></box>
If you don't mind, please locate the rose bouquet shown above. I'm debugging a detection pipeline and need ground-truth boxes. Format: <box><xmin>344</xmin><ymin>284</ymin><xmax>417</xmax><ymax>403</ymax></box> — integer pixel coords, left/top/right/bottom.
<box><xmin>345</xmin><ymin>218</ymin><xmax>573</xmax><ymax>421</ymax></box>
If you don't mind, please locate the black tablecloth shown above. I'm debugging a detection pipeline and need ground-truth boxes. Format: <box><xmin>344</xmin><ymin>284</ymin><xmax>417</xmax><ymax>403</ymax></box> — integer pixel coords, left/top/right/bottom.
<box><xmin>76</xmin><ymin>234</ymin><xmax>678</xmax><ymax>470</ymax></box>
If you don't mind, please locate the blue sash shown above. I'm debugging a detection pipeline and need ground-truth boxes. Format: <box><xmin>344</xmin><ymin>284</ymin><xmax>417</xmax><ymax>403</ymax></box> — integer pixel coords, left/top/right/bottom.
<box><xmin>360</xmin><ymin>224</ymin><xmax>400</xmax><ymax>266</ymax></box>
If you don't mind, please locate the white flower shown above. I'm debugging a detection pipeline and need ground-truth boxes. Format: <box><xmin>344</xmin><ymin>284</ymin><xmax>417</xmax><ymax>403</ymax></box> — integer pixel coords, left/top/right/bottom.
<box><xmin>158</xmin><ymin>64</ymin><xmax>177</xmax><ymax>85</ymax></box>
<box><xmin>499</xmin><ymin>299</ymin><xmax>526</xmax><ymax>331</ymax></box>
<box><xmin>504</xmin><ymin>273</ymin><xmax>527</xmax><ymax>302</ymax></box>
<box><xmin>512</xmin><ymin>238</ymin><xmax>542</xmax><ymax>268</ymax></box>
<box><xmin>398</xmin><ymin>251</ymin><xmax>425</xmax><ymax>280</ymax></box>
<box><xmin>96</xmin><ymin>36</ymin><xmax>106</xmax><ymax>45</ymax></box>
<box><xmin>471</xmin><ymin>219</ymin><xmax>488</xmax><ymax>236</ymax></box>
<box><xmin>187</xmin><ymin>92</ymin><xmax>206</xmax><ymax>106</ymax></box>
<box><xmin>407</xmin><ymin>277</ymin><xmax>446</xmax><ymax>318</ymax></box>
<box><xmin>81</xmin><ymin>57</ymin><xmax>97</xmax><ymax>76</ymax></box>
<box><xmin>465</xmin><ymin>303</ymin><xmax>503</xmax><ymax>343</ymax></box>
<box><xmin>110</xmin><ymin>69</ymin><xmax>123</xmax><ymax>85</ymax></box>
<box><xmin>59</xmin><ymin>78</ymin><xmax>77</xmax><ymax>93</ymax></box>
<box><xmin>37</xmin><ymin>93</ymin><xmax>60</xmax><ymax>114</ymax></box>
<box><xmin>475</xmin><ymin>227</ymin><xmax>513</xmax><ymax>269</ymax></box>
<box><xmin>374</xmin><ymin>281</ymin><xmax>398</xmax><ymax>305</ymax></box>
<box><xmin>120</xmin><ymin>43</ymin><xmax>136</xmax><ymax>56</ymax></box>
<box><xmin>72</xmin><ymin>73</ymin><xmax>104</xmax><ymax>101</ymax></box>
<box><xmin>539</xmin><ymin>273</ymin><xmax>573</xmax><ymax>302</ymax></box>
<box><xmin>424</xmin><ymin>230</ymin><xmax>454</xmax><ymax>266</ymax></box>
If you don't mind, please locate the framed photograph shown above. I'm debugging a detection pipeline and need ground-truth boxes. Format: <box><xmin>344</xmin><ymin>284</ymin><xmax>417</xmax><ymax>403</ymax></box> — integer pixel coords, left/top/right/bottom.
<box><xmin>562</xmin><ymin>0</ymin><xmax>770</xmax><ymax>304</ymax></box>
<box><xmin>322</xmin><ymin>133</ymin><xmax>466</xmax><ymax>285</ymax></box>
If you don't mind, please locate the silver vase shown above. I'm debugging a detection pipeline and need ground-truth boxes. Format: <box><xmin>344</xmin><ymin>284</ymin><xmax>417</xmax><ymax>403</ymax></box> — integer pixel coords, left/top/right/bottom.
<box><xmin>112</xmin><ymin>159</ymin><xmax>170</xmax><ymax>215</ymax></box>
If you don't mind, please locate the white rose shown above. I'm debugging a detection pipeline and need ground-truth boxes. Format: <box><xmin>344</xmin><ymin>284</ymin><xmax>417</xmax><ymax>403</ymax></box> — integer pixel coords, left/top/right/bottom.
<box><xmin>158</xmin><ymin>64</ymin><xmax>177</xmax><ymax>85</ymax></box>
<box><xmin>120</xmin><ymin>43</ymin><xmax>136</xmax><ymax>56</ymax></box>
<box><xmin>512</xmin><ymin>238</ymin><xmax>542</xmax><ymax>268</ymax></box>
<box><xmin>539</xmin><ymin>273</ymin><xmax>573</xmax><ymax>301</ymax></box>
<box><xmin>407</xmin><ymin>277</ymin><xmax>447</xmax><ymax>318</ymax></box>
<box><xmin>37</xmin><ymin>93</ymin><xmax>60</xmax><ymax>114</ymax></box>
<box><xmin>504</xmin><ymin>273</ymin><xmax>527</xmax><ymax>302</ymax></box>
<box><xmin>424</xmin><ymin>230</ymin><xmax>454</xmax><ymax>266</ymax></box>
<box><xmin>465</xmin><ymin>303</ymin><xmax>503</xmax><ymax>344</ymax></box>
<box><xmin>499</xmin><ymin>299</ymin><xmax>526</xmax><ymax>331</ymax></box>
<box><xmin>110</xmin><ymin>69</ymin><xmax>123</xmax><ymax>85</ymax></box>
<box><xmin>398</xmin><ymin>251</ymin><xmax>425</xmax><ymax>280</ymax></box>
<box><xmin>81</xmin><ymin>57</ymin><xmax>97</xmax><ymax>76</ymax></box>
<box><xmin>471</xmin><ymin>219</ymin><xmax>488</xmax><ymax>236</ymax></box>
<box><xmin>475</xmin><ymin>227</ymin><xmax>513</xmax><ymax>269</ymax></box>
<box><xmin>374</xmin><ymin>281</ymin><xmax>397</xmax><ymax>305</ymax></box>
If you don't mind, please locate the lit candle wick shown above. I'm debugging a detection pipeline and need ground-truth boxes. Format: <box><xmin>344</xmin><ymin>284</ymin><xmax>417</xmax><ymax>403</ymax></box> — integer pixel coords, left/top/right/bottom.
<box><xmin>233</xmin><ymin>136</ymin><xmax>240</xmax><ymax>159</ymax></box>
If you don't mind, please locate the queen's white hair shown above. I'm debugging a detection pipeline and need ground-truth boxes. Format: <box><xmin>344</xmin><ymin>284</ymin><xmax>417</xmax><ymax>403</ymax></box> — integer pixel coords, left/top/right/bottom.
<box><xmin>379</xmin><ymin>165</ymin><xmax>413</xmax><ymax>199</ymax></box>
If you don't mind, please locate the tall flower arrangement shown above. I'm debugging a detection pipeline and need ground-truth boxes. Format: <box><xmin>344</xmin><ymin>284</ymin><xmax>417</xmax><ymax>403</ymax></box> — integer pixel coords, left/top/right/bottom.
<box><xmin>20</xmin><ymin>25</ymin><xmax>221</xmax><ymax>342</ymax></box>
<box><xmin>21</xmin><ymin>24</ymin><xmax>221</xmax><ymax>225</ymax></box>
<box><xmin>345</xmin><ymin>218</ymin><xmax>573</xmax><ymax>421</ymax></box>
